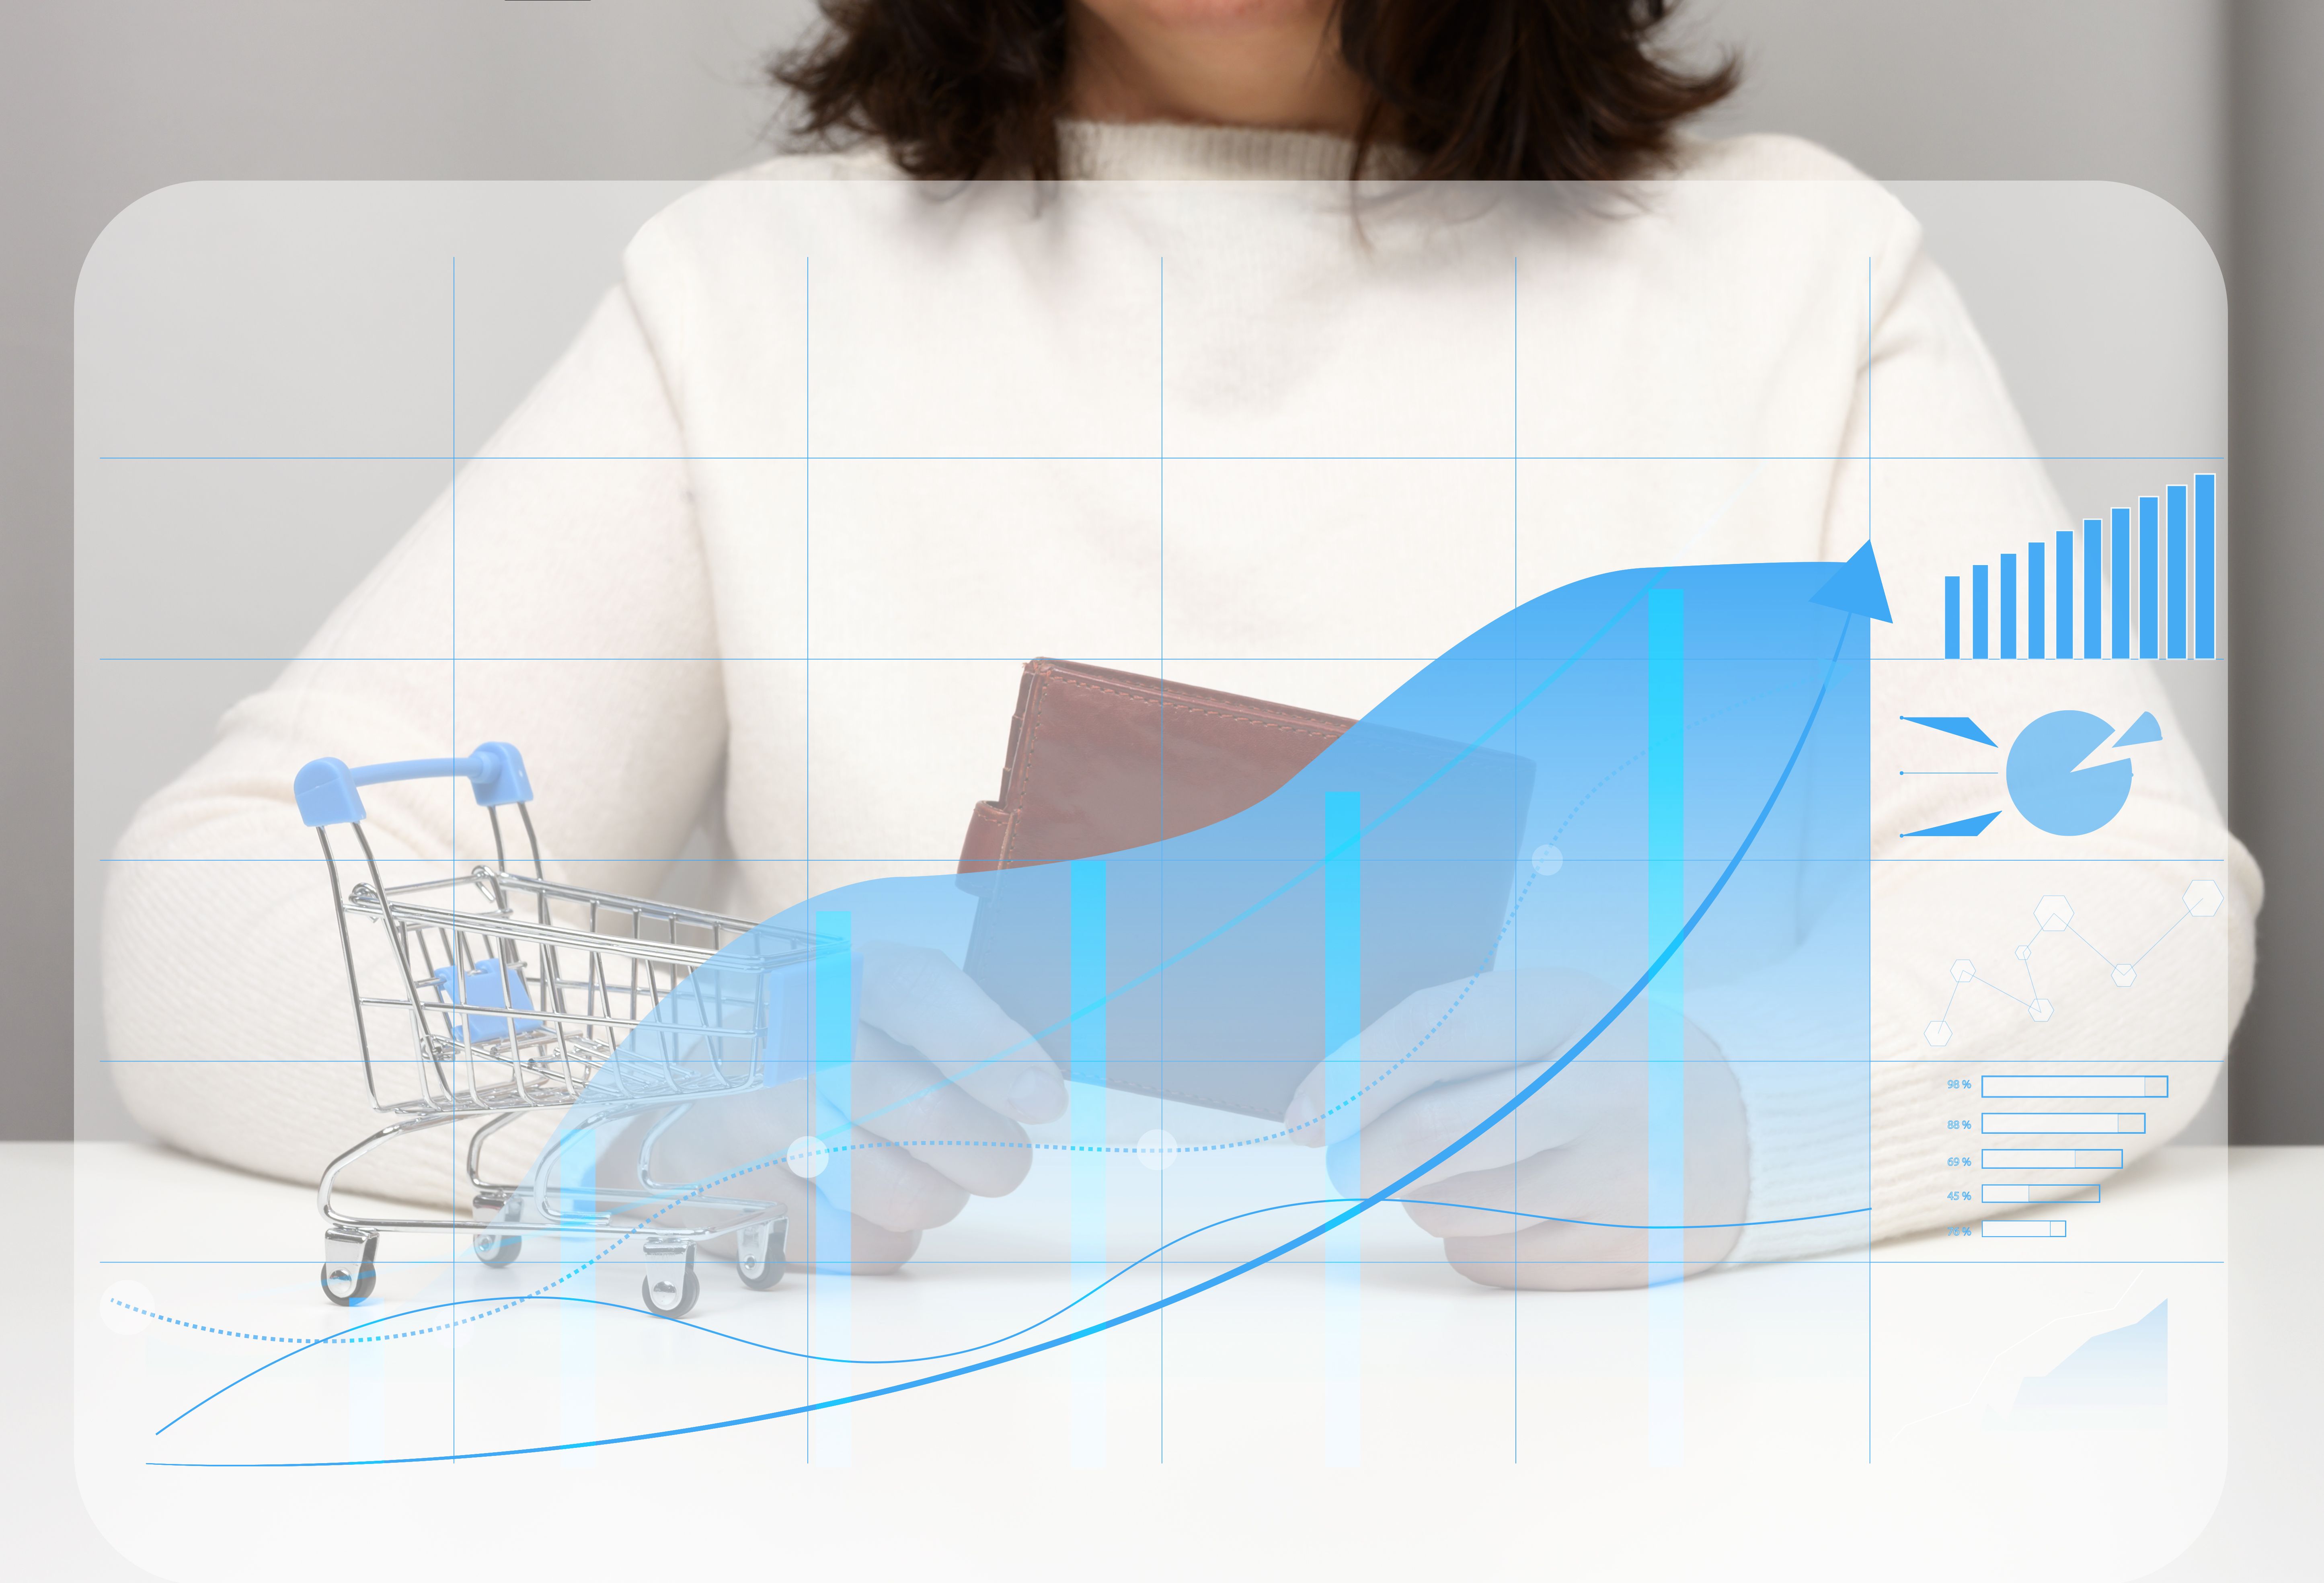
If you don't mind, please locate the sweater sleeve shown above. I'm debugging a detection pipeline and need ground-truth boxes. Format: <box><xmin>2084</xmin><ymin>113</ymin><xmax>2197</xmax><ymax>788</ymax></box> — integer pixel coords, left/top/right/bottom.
<box><xmin>1710</xmin><ymin>233</ymin><xmax>2258</xmax><ymax>1263</ymax></box>
<box><xmin>101</xmin><ymin>285</ymin><xmax>729</xmax><ymax>1208</ymax></box>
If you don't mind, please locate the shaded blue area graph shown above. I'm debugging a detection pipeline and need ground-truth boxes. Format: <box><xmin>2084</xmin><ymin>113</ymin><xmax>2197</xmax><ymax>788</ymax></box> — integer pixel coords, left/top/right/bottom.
<box><xmin>150</xmin><ymin>553</ymin><xmax>1881</xmax><ymax>1467</ymax></box>
<box><xmin>1993</xmin><ymin>1302</ymin><xmax>2167</xmax><ymax>1431</ymax></box>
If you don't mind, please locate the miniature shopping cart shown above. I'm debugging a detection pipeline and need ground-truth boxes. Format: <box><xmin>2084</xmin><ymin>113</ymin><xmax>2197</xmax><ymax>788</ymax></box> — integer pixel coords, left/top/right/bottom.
<box><xmin>295</xmin><ymin>742</ymin><xmax>814</xmax><ymax>1320</ymax></box>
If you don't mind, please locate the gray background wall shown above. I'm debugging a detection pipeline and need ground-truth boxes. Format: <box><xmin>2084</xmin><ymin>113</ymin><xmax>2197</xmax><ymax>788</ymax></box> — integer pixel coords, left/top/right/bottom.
<box><xmin>5</xmin><ymin>0</ymin><xmax>2318</xmax><ymax>1143</ymax></box>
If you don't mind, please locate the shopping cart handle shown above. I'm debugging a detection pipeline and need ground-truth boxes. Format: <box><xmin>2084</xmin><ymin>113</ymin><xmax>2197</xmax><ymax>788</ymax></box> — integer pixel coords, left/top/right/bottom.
<box><xmin>293</xmin><ymin>742</ymin><xmax>534</xmax><ymax>827</ymax></box>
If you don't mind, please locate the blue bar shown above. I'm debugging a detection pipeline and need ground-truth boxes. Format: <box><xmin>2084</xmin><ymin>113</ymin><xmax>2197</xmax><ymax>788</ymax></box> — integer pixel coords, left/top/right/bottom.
<box><xmin>811</xmin><ymin>907</ymin><xmax>854</xmax><ymax>1462</ymax></box>
<box><xmin>2055</xmin><ymin>530</ymin><xmax>2074</xmax><ymax>658</ymax></box>
<box><xmin>1999</xmin><ymin>553</ymin><xmax>2017</xmax><ymax>658</ymax></box>
<box><xmin>1983</xmin><ymin>1112</ymin><xmax>2146</xmax><ymax>1135</ymax></box>
<box><xmin>813</xmin><ymin>909</ymin><xmax>854</xmax><ymax>1174</ymax></box>
<box><xmin>2027</xmin><ymin>542</ymin><xmax>2046</xmax><ymax>658</ymax></box>
<box><xmin>1069</xmin><ymin>861</ymin><xmax>1108</xmax><ymax>1088</ymax></box>
<box><xmin>1983</xmin><ymin>1148</ymin><xmax>2125</xmax><ymax>1169</ymax></box>
<box><xmin>2166</xmin><ymin>485</ymin><xmax>2188</xmax><ymax>658</ymax></box>
<box><xmin>1324</xmin><ymin>794</ymin><xmax>1363</xmax><ymax>1059</ymax></box>
<box><xmin>1647</xmin><ymin>588</ymin><xmax>1687</xmax><ymax>1462</ymax></box>
<box><xmin>1068</xmin><ymin>861</ymin><xmax>1108</xmax><ymax>1466</ymax></box>
<box><xmin>2110</xmin><ymin>509</ymin><xmax>2131</xmax><ymax>658</ymax></box>
<box><xmin>2195</xmin><ymin>473</ymin><xmax>2216</xmax><ymax>658</ymax></box>
<box><xmin>1981</xmin><ymin>1074</ymin><xmax>2169</xmax><ymax>1099</ymax></box>
<box><xmin>2082</xmin><ymin>519</ymin><xmax>2100</xmax><ymax>658</ymax></box>
<box><xmin>1973</xmin><ymin>564</ymin><xmax>1989</xmax><ymax>658</ymax></box>
<box><xmin>1944</xmin><ymin>575</ymin><xmax>1961</xmax><ymax>658</ymax></box>
<box><xmin>1982</xmin><ymin>1184</ymin><xmax>2100</xmax><ymax>1205</ymax></box>
<box><xmin>2138</xmin><ymin>496</ymin><xmax>2160</xmax><ymax>658</ymax></box>
<box><xmin>1322</xmin><ymin>792</ymin><xmax>1363</xmax><ymax>1466</ymax></box>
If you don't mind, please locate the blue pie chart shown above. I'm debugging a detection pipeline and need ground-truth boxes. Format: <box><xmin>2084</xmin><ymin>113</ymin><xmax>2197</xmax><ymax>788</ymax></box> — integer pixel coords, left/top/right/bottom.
<box><xmin>2005</xmin><ymin>710</ymin><xmax>2135</xmax><ymax>836</ymax></box>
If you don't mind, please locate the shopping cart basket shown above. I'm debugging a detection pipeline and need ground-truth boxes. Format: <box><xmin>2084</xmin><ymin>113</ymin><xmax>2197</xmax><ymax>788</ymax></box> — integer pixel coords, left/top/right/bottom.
<box><xmin>294</xmin><ymin>742</ymin><xmax>815</xmax><ymax>1320</ymax></box>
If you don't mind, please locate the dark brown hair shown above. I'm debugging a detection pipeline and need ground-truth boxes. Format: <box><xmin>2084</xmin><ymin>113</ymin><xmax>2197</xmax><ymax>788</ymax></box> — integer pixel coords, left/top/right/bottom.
<box><xmin>773</xmin><ymin>1</ymin><xmax>1737</xmax><ymax>182</ymax></box>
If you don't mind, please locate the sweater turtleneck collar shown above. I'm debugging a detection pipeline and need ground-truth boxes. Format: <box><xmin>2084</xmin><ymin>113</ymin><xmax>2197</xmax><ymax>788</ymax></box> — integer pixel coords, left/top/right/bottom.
<box><xmin>1055</xmin><ymin>116</ymin><xmax>1412</xmax><ymax>181</ymax></box>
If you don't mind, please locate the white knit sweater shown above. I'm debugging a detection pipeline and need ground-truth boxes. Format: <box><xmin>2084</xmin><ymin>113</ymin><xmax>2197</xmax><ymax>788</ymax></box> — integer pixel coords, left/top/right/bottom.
<box><xmin>103</xmin><ymin>121</ymin><xmax>2257</xmax><ymax>1264</ymax></box>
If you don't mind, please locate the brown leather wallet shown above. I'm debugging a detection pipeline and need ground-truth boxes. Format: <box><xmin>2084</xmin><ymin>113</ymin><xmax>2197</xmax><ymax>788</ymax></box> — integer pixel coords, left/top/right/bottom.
<box><xmin>958</xmin><ymin>658</ymin><xmax>1355</xmax><ymax>874</ymax></box>
<box><xmin>956</xmin><ymin>659</ymin><xmax>1532</xmax><ymax>1121</ymax></box>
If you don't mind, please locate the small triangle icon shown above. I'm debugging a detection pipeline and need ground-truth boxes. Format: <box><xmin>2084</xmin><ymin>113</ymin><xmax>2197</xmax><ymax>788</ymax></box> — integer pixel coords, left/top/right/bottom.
<box><xmin>1811</xmin><ymin>541</ymin><xmax>1893</xmax><ymax>623</ymax></box>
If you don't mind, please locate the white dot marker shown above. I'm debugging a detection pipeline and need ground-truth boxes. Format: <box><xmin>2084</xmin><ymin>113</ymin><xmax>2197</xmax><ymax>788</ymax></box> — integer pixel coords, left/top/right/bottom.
<box><xmin>1530</xmin><ymin>845</ymin><xmax>1564</xmax><ymax>878</ymax></box>
<box><xmin>2014</xmin><ymin>944</ymin><xmax>2031</xmax><ymax>962</ymax></box>
<box><xmin>784</xmin><ymin>1136</ymin><xmax>831</xmax><ymax>1179</ymax></box>
<box><xmin>2029</xmin><ymin>999</ymin><xmax>2055</xmax><ymax>1022</ymax></box>
<box><xmin>2111</xmin><ymin>964</ymin><xmax>2137</xmax><ymax>988</ymax></box>
<box><xmin>1135</xmin><ymin>1129</ymin><xmax>1179</xmax><ymax>1171</ymax></box>
<box><xmin>99</xmin><ymin>1279</ymin><xmax>153</xmax><ymax>1336</ymax></box>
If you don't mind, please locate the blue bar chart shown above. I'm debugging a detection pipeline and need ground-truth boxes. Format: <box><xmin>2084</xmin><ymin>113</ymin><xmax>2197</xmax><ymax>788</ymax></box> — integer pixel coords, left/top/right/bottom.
<box><xmin>1938</xmin><ymin>472</ymin><xmax>2216</xmax><ymax>660</ymax></box>
<box><xmin>1945</xmin><ymin>474</ymin><xmax>2219</xmax><ymax>660</ymax></box>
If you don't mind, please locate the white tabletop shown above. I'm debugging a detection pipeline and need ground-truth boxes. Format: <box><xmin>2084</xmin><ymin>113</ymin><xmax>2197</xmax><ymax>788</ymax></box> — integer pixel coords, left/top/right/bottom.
<box><xmin>11</xmin><ymin>1139</ymin><xmax>2320</xmax><ymax>1581</ymax></box>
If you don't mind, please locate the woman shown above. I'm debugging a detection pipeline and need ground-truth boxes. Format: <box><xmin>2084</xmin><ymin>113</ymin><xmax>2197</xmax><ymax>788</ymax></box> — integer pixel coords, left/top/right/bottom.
<box><xmin>105</xmin><ymin>0</ymin><xmax>2255</xmax><ymax>1289</ymax></box>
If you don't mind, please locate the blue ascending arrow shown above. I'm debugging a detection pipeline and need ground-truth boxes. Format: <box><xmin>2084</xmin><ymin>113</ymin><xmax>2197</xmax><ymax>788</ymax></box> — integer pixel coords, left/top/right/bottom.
<box><xmin>1811</xmin><ymin>540</ymin><xmax>1893</xmax><ymax>623</ymax></box>
<box><xmin>1903</xmin><ymin>715</ymin><xmax>1998</xmax><ymax>747</ymax></box>
<box><xmin>1902</xmin><ymin>811</ymin><xmax>2002</xmax><ymax>838</ymax></box>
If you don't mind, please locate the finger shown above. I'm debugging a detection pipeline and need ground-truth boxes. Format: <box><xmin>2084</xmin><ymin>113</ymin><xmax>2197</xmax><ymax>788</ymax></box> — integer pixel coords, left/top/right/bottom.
<box><xmin>1325</xmin><ymin>1057</ymin><xmax>1621</xmax><ymax>1197</ymax></box>
<box><xmin>640</xmin><ymin>1083</ymin><xmax>972</xmax><ymax>1235</ymax></box>
<box><xmin>1441</xmin><ymin>1212</ymin><xmax>1736</xmax><ymax>1291</ymax></box>
<box><xmin>843</xmin><ymin>1024</ymin><xmax>1036</xmax><ymax>1198</ymax></box>
<box><xmin>802</xmin><ymin>1127</ymin><xmax>971</xmax><ymax>1236</ymax></box>
<box><xmin>1396</xmin><ymin>1147</ymin><xmax>1638</xmax><ymax>1240</ymax></box>
<box><xmin>857</xmin><ymin>942</ymin><xmax>1067</xmax><ymax>1122</ymax></box>
<box><xmin>785</xmin><ymin>1194</ymin><xmax>924</xmax><ymax>1277</ymax></box>
<box><xmin>1281</xmin><ymin>971</ymin><xmax>1620</xmax><ymax>1147</ymax></box>
<box><xmin>1442</xmin><ymin>1220</ymin><xmax>1655</xmax><ymax>1291</ymax></box>
<box><xmin>1389</xmin><ymin>1052</ymin><xmax>1744</xmax><ymax>1240</ymax></box>
<box><xmin>675</xmin><ymin>1030</ymin><xmax>1035</xmax><ymax>1199</ymax></box>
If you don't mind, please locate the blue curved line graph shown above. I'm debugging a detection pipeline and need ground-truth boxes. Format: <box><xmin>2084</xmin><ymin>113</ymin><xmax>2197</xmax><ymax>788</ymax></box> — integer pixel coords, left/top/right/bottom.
<box><xmin>148</xmin><ymin>610</ymin><xmax>1857</xmax><ymax>1470</ymax></box>
<box><xmin>147</xmin><ymin>1190</ymin><xmax>1872</xmax><ymax>1438</ymax></box>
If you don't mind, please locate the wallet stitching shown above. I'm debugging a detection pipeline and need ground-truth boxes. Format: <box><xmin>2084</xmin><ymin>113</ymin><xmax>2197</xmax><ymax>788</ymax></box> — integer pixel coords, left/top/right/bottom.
<box><xmin>1007</xmin><ymin>666</ymin><xmax>1347</xmax><ymax>867</ymax></box>
<box><xmin>1003</xmin><ymin>666</ymin><xmax>1060</xmax><ymax>865</ymax></box>
<box><xmin>1043</xmin><ymin>670</ymin><xmax>1351</xmax><ymax>736</ymax></box>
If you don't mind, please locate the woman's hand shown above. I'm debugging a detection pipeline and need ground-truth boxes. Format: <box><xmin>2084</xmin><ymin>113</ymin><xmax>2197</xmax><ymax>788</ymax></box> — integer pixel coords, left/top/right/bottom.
<box><xmin>615</xmin><ymin>942</ymin><xmax>1066</xmax><ymax>1275</ymax></box>
<box><xmin>1281</xmin><ymin>969</ymin><xmax>1748</xmax><ymax>1290</ymax></box>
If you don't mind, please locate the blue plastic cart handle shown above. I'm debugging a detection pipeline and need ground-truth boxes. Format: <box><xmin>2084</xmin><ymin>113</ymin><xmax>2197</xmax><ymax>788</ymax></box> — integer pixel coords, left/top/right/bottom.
<box><xmin>293</xmin><ymin>742</ymin><xmax>534</xmax><ymax>828</ymax></box>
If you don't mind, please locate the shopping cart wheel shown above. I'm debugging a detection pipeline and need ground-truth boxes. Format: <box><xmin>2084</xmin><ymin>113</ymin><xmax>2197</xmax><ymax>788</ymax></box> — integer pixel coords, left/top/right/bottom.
<box><xmin>472</xmin><ymin>1234</ymin><xmax>522</xmax><ymax>1267</ymax></box>
<box><xmin>737</xmin><ymin>1219</ymin><xmax>787</xmax><ymax>1290</ymax></box>
<box><xmin>321</xmin><ymin>1229</ymin><xmax>378</xmax><ymax>1306</ymax></box>
<box><xmin>640</xmin><ymin>1240</ymin><xmax>699</xmax><ymax>1319</ymax></box>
